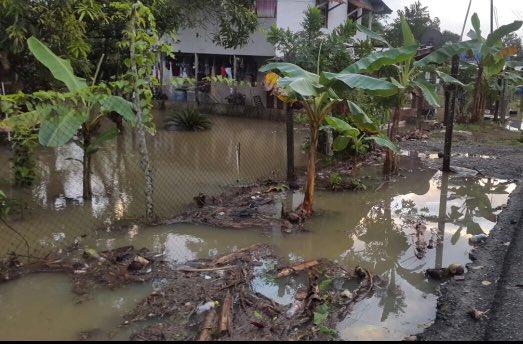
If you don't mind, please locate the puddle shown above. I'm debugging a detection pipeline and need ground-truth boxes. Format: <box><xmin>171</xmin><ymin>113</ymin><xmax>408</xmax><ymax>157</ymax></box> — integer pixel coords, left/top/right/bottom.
<box><xmin>0</xmin><ymin>273</ymin><xmax>152</xmax><ymax>340</ymax></box>
<box><xmin>1</xmin><ymin>167</ymin><xmax>514</xmax><ymax>340</ymax></box>
<box><xmin>0</xmin><ymin>112</ymin><xmax>517</xmax><ymax>340</ymax></box>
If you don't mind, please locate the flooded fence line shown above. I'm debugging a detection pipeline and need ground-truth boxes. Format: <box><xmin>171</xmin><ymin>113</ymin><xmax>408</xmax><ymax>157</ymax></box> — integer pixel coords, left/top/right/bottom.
<box><xmin>0</xmin><ymin>111</ymin><xmax>303</xmax><ymax>259</ymax></box>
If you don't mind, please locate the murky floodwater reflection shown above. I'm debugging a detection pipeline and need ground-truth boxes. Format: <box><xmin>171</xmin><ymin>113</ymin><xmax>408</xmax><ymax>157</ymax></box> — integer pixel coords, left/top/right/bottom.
<box><xmin>0</xmin><ymin>113</ymin><xmax>516</xmax><ymax>340</ymax></box>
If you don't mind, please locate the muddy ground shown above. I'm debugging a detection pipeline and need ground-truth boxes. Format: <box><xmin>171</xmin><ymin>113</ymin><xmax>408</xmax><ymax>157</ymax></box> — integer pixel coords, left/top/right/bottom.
<box><xmin>399</xmin><ymin>125</ymin><xmax>522</xmax><ymax>180</ymax></box>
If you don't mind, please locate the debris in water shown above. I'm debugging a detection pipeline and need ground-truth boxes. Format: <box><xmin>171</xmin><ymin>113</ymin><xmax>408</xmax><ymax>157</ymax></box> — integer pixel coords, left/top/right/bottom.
<box><xmin>468</xmin><ymin>234</ymin><xmax>488</xmax><ymax>245</ymax></box>
<box><xmin>426</xmin><ymin>264</ymin><xmax>464</xmax><ymax>280</ymax></box>
<box><xmin>164</xmin><ymin>182</ymin><xmax>304</xmax><ymax>232</ymax></box>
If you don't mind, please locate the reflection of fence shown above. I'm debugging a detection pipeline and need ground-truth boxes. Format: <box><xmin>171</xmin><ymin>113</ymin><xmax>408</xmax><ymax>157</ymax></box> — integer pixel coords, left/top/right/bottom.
<box><xmin>0</xmin><ymin>111</ymin><xmax>302</xmax><ymax>259</ymax></box>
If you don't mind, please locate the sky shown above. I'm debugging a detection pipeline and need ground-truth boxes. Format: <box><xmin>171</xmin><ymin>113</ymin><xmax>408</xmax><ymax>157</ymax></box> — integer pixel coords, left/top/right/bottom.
<box><xmin>383</xmin><ymin>0</ymin><xmax>523</xmax><ymax>39</ymax></box>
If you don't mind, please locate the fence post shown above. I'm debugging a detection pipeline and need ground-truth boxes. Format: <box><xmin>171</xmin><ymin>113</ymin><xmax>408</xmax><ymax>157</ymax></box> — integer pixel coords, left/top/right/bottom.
<box><xmin>286</xmin><ymin>104</ymin><xmax>295</xmax><ymax>182</ymax></box>
<box><xmin>442</xmin><ymin>55</ymin><xmax>460</xmax><ymax>172</ymax></box>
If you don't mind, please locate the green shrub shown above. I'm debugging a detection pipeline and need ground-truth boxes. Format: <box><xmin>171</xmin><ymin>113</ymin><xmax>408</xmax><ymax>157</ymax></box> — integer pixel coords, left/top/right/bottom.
<box><xmin>164</xmin><ymin>108</ymin><xmax>212</xmax><ymax>131</ymax></box>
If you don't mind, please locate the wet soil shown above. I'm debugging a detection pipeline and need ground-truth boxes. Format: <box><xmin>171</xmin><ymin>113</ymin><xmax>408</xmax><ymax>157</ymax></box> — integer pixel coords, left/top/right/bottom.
<box><xmin>399</xmin><ymin>127</ymin><xmax>522</xmax><ymax>180</ymax></box>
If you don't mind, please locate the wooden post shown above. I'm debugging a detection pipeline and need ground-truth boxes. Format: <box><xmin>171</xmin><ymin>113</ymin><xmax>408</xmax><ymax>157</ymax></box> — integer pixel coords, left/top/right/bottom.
<box><xmin>442</xmin><ymin>55</ymin><xmax>459</xmax><ymax>172</ymax></box>
<box><xmin>194</xmin><ymin>53</ymin><xmax>199</xmax><ymax>105</ymax></box>
<box><xmin>435</xmin><ymin>172</ymin><xmax>449</xmax><ymax>268</ymax></box>
<box><xmin>519</xmin><ymin>91</ymin><xmax>523</xmax><ymax>141</ymax></box>
<box><xmin>286</xmin><ymin>104</ymin><xmax>295</xmax><ymax>182</ymax></box>
<box><xmin>233</xmin><ymin>55</ymin><xmax>237</xmax><ymax>80</ymax></box>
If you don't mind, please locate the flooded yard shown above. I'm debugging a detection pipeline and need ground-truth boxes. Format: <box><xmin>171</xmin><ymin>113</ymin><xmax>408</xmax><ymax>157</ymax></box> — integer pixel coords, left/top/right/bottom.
<box><xmin>0</xmin><ymin>112</ymin><xmax>515</xmax><ymax>341</ymax></box>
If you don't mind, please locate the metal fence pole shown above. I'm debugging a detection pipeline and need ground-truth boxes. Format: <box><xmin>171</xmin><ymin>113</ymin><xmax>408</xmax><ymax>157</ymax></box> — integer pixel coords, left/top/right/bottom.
<box><xmin>286</xmin><ymin>104</ymin><xmax>295</xmax><ymax>182</ymax></box>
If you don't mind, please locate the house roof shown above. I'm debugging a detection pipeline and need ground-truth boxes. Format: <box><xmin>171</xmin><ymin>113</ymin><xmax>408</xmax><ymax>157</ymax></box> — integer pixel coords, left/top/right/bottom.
<box><xmin>348</xmin><ymin>0</ymin><xmax>392</xmax><ymax>15</ymax></box>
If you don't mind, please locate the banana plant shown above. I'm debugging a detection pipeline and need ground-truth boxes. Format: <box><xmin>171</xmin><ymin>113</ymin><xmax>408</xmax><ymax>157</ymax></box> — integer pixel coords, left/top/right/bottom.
<box><xmin>1</xmin><ymin>36</ymin><xmax>135</xmax><ymax>200</ymax></box>
<box><xmin>325</xmin><ymin>101</ymin><xmax>399</xmax><ymax>156</ymax></box>
<box><xmin>259</xmin><ymin>62</ymin><xmax>398</xmax><ymax>217</ymax></box>
<box><xmin>344</xmin><ymin>17</ymin><xmax>471</xmax><ymax>176</ymax></box>
<box><xmin>464</xmin><ymin>14</ymin><xmax>522</xmax><ymax>122</ymax></box>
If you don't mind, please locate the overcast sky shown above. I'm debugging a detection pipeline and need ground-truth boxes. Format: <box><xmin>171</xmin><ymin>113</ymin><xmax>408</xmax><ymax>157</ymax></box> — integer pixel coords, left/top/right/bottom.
<box><xmin>384</xmin><ymin>0</ymin><xmax>523</xmax><ymax>39</ymax></box>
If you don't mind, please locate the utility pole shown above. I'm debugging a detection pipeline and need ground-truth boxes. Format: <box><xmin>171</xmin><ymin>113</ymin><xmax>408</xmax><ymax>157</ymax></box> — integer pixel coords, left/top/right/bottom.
<box><xmin>490</xmin><ymin>0</ymin><xmax>494</xmax><ymax>34</ymax></box>
<box><xmin>460</xmin><ymin>0</ymin><xmax>473</xmax><ymax>40</ymax></box>
<box><xmin>442</xmin><ymin>56</ymin><xmax>460</xmax><ymax>172</ymax></box>
<box><xmin>286</xmin><ymin>104</ymin><xmax>295</xmax><ymax>182</ymax></box>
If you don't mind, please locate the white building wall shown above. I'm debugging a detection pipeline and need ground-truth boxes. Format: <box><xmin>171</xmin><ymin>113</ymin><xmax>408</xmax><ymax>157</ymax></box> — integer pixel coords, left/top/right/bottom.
<box><xmin>276</xmin><ymin>0</ymin><xmax>315</xmax><ymax>32</ymax></box>
<box><xmin>164</xmin><ymin>1</ymin><xmax>376</xmax><ymax>58</ymax></box>
<box><xmin>167</xmin><ymin>17</ymin><xmax>276</xmax><ymax>57</ymax></box>
<box><xmin>326</xmin><ymin>1</ymin><xmax>349</xmax><ymax>32</ymax></box>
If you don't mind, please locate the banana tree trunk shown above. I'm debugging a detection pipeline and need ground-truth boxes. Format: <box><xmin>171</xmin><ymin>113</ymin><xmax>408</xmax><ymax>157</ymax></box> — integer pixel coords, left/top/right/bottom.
<box><xmin>82</xmin><ymin>125</ymin><xmax>93</xmax><ymax>200</ymax></box>
<box><xmin>299</xmin><ymin>122</ymin><xmax>319</xmax><ymax>217</ymax></box>
<box><xmin>383</xmin><ymin>105</ymin><xmax>401</xmax><ymax>176</ymax></box>
<box><xmin>471</xmin><ymin>64</ymin><xmax>485</xmax><ymax>122</ymax></box>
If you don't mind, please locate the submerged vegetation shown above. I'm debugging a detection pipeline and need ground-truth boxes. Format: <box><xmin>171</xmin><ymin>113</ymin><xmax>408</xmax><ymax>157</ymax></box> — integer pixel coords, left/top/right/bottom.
<box><xmin>165</xmin><ymin>108</ymin><xmax>212</xmax><ymax>131</ymax></box>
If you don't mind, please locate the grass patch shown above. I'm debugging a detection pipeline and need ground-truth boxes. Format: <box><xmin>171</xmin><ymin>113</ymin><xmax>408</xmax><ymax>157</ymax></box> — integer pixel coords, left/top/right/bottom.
<box><xmin>438</xmin><ymin>122</ymin><xmax>522</xmax><ymax>145</ymax></box>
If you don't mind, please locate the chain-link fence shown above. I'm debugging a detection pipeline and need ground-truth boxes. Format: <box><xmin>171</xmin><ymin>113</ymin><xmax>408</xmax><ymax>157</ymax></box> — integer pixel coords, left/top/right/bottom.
<box><xmin>0</xmin><ymin>106</ymin><xmax>304</xmax><ymax>259</ymax></box>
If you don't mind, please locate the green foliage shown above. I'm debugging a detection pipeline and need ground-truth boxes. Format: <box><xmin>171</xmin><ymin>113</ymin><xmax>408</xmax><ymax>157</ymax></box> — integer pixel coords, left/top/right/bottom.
<box><xmin>313</xmin><ymin>303</ymin><xmax>337</xmax><ymax>337</ymax></box>
<box><xmin>0</xmin><ymin>93</ymin><xmax>41</xmax><ymax>186</ymax></box>
<box><xmin>1</xmin><ymin>37</ymin><xmax>136</xmax><ymax>199</ymax></box>
<box><xmin>266</xmin><ymin>6</ymin><xmax>357</xmax><ymax>73</ymax></box>
<box><xmin>1</xmin><ymin>0</ymin><xmax>258</xmax><ymax>92</ymax></box>
<box><xmin>328</xmin><ymin>172</ymin><xmax>343</xmax><ymax>190</ymax></box>
<box><xmin>383</xmin><ymin>1</ymin><xmax>441</xmax><ymax>47</ymax></box>
<box><xmin>324</xmin><ymin>103</ymin><xmax>398</xmax><ymax>155</ymax></box>
<box><xmin>164</xmin><ymin>108</ymin><xmax>212</xmax><ymax>131</ymax></box>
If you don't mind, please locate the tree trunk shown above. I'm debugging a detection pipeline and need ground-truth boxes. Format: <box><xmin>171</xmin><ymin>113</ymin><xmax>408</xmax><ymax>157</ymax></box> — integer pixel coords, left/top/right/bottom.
<box><xmin>130</xmin><ymin>17</ymin><xmax>155</xmax><ymax>222</ymax></box>
<box><xmin>471</xmin><ymin>64</ymin><xmax>484</xmax><ymax>122</ymax></box>
<box><xmin>82</xmin><ymin>126</ymin><xmax>93</xmax><ymax>200</ymax></box>
<box><xmin>383</xmin><ymin>105</ymin><xmax>401</xmax><ymax>176</ymax></box>
<box><xmin>299</xmin><ymin>122</ymin><xmax>319</xmax><ymax>217</ymax></box>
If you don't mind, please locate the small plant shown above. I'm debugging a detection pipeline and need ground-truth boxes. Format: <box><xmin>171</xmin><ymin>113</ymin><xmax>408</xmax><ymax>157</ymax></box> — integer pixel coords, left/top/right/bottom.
<box><xmin>164</xmin><ymin>108</ymin><xmax>212</xmax><ymax>131</ymax></box>
<box><xmin>349</xmin><ymin>178</ymin><xmax>367</xmax><ymax>191</ymax></box>
<box><xmin>329</xmin><ymin>172</ymin><xmax>343</xmax><ymax>190</ymax></box>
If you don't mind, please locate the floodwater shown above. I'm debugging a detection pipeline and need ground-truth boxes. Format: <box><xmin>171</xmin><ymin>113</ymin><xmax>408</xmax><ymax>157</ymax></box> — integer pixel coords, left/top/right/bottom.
<box><xmin>0</xmin><ymin>112</ymin><xmax>517</xmax><ymax>341</ymax></box>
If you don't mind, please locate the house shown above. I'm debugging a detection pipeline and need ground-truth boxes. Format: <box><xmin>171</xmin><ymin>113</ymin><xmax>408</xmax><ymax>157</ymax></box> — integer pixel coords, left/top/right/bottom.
<box><xmin>157</xmin><ymin>0</ymin><xmax>391</xmax><ymax>108</ymax></box>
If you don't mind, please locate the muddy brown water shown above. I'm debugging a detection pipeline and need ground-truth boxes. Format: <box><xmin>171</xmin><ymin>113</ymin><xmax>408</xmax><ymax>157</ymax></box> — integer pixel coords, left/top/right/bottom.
<box><xmin>0</xmin><ymin>113</ymin><xmax>517</xmax><ymax>340</ymax></box>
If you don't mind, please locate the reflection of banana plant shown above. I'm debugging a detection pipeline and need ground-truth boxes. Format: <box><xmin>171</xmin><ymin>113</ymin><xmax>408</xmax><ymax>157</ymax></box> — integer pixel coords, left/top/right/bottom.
<box><xmin>447</xmin><ymin>178</ymin><xmax>511</xmax><ymax>243</ymax></box>
<box><xmin>1</xmin><ymin>37</ymin><xmax>135</xmax><ymax>200</ymax></box>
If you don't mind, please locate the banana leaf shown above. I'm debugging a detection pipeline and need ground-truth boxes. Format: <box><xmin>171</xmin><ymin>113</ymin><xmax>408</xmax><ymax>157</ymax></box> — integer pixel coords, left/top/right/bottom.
<box><xmin>342</xmin><ymin>45</ymin><xmax>418</xmax><ymax>74</ymax></box>
<box><xmin>27</xmin><ymin>36</ymin><xmax>87</xmax><ymax>92</ymax></box>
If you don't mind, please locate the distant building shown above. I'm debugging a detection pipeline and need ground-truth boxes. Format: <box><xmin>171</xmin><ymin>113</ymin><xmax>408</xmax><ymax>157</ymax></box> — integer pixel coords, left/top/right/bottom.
<box><xmin>157</xmin><ymin>0</ymin><xmax>391</xmax><ymax>107</ymax></box>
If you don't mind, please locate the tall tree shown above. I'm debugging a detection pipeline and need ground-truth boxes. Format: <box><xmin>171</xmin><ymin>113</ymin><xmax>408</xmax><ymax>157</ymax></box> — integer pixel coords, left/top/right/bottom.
<box><xmin>0</xmin><ymin>0</ymin><xmax>258</xmax><ymax>91</ymax></box>
<box><xmin>384</xmin><ymin>1</ymin><xmax>440</xmax><ymax>47</ymax></box>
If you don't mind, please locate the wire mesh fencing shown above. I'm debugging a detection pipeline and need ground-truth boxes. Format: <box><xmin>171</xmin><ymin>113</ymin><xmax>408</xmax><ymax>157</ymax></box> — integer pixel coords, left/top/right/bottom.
<box><xmin>0</xmin><ymin>108</ymin><xmax>300</xmax><ymax>259</ymax></box>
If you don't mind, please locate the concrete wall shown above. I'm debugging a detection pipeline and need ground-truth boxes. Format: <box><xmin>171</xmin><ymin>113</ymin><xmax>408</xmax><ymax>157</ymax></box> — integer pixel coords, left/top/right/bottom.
<box><xmin>166</xmin><ymin>17</ymin><xmax>276</xmax><ymax>57</ymax></box>
<box><xmin>276</xmin><ymin>0</ymin><xmax>314</xmax><ymax>32</ymax></box>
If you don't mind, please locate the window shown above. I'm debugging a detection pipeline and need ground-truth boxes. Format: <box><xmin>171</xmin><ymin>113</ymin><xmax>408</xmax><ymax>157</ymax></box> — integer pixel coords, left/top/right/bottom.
<box><xmin>316</xmin><ymin>0</ymin><xmax>329</xmax><ymax>28</ymax></box>
<box><xmin>256</xmin><ymin>0</ymin><xmax>277</xmax><ymax>18</ymax></box>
